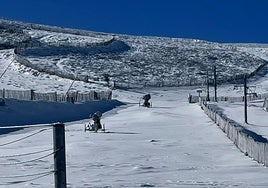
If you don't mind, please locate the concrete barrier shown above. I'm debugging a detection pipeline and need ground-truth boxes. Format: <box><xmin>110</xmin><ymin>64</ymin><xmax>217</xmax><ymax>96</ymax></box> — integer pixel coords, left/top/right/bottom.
<box><xmin>200</xmin><ymin>100</ymin><xmax>268</xmax><ymax>166</ymax></box>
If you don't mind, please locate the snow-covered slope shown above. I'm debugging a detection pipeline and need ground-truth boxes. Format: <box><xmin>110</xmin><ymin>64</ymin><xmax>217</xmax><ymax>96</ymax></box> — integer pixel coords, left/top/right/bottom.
<box><xmin>0</xmin><ymin>49</ymin><xmax>108</xmax><ymax>93</ymax></box>
<box><xmin>1</xmin><ymin>88</ymin><xmax>268</xmax><ymax>187</ymax></box>
<box><xmin>1</xmin><ymin>18</ymin><xmax>267</xmax><ymax>91</ymax></box>
<box><xmin>1</xmin><ymin>18</ymin><xmax>268</xmax><ymax>187</ymax></box>
<box><xmin>19</xmin><ymin>34</ymin><xmax>266</xmax><ymax>87</ymax></box>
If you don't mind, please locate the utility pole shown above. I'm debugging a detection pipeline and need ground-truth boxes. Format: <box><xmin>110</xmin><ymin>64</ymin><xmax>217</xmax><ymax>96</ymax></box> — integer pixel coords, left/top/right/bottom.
<box><xmin>244</xmin><ymin>75</ymin><xmax>248</xmax><ymax>124</ymax></box>
<box><xmin>206</xmin><ymin>70</ymin><xmax>210</xmax><ymax>101</ymax></box>
<box><xmin>213</xmin><ymin>65</ymin><xmax>217</xmax><ymax>102</ymax></box>
<box><xmin>53</xmin><ymin>123</ymin><xmax>67</xmax><ymax>188</ymax></box>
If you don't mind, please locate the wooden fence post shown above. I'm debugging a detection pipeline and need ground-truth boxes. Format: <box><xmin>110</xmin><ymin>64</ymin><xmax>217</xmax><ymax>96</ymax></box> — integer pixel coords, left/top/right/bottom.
<box><xmin>30</xmin><ymin>89</ymin><xmax>35</xmax><ymax>100</ymax></box>
<box><xmin>55</xmin><ymin>92</ymin><xmax>57</xmax><ymax>102</ymax></box>
<box><xmin>94</xmin><ymin>91</ymin><xmax>98</xmax><ymax>100</ymax></box>
<box><xmin>75</xmin><ymin>91</ymin><xmax>78</xmax><ymax>103</ymax></box>
<box><xmin>53</xmin><ymin>123</ymin><xmax>67</xmax><ymax>188</ymax></box>
<box><xmin>2</xmin><ymin>88</ymin><xmax>5</xmax><ymax>99</ymax></box>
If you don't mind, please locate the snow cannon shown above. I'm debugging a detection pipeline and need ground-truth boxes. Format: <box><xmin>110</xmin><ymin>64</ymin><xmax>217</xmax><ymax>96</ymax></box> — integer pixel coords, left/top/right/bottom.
<box><xmin>91</xmin><ymin>111</ymin><xmax>103</xmax><ymax>131</ymax></box>
<box><xmin>85</xmin><ymin>111</ymin><xmax>105</xmax><ymax>132</ymax></box>
<box><xmin>142</xmin><ymin>94</ymin><xmax>151</xmax><ymax>108</ymax></box>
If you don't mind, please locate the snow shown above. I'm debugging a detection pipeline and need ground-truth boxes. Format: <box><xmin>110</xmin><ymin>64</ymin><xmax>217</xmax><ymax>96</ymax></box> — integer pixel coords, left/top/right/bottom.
<box><xmin>1</xmin><ymin>19</ymin><xmax>268</xmax><ymax>187</ymax></box>
<box><xmin>19</xmin><ymin>36</ymin><xmax>266</xmax><ymax>87</ymax></box>
<box><xmin>0</xmin><ymin>98</ymin><xmax>124</xmax><ymax>134</ymax></box>
<box><xmin>1</xmin><ymin>88</ymin><xmax>268</xmax><ymax>187</ymax></box>
<box><xmin>0</xmin><ymin>49</ymin><xmax>108</xmax><ymax>92</ymax></box>
<box><xmin>215</xmin><ymin>100</ymin><xmax>268</xmax><ymax>139</ymax></box>
<box><xmin>2</xmin><ymin>18</ymin><xmax>266</xmax><ymax>87</ymax></box>
<box><xmin>25</xmin><ymin>29</ymin><xmax>112</xmax><ymax>47</ymax></box>
<box><xmin>204</xmin><ymin>44</ymin><xmax>268</xmax><ymax>141</ymax></box>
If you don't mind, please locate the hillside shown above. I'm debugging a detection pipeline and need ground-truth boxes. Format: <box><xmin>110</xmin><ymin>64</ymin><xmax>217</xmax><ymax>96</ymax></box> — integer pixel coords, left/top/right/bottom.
<box><xmin>1</xmin><ymin>19</ymin><xmax>268</xmax><ymax>187</ymax></box>
<box><xmin>0</xmin><ymin>18</ymin><xmax>267</xmax><ymax>91</ymax></box>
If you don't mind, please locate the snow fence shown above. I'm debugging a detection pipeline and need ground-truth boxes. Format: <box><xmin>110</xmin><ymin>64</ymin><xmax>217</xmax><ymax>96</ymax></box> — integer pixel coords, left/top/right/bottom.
<box><xmin>0</xmin><ymin>89</ymin><xmax>112</xmax><ymax>103</ymax></box>
<box><xmin>200</xmin><ymin>100</ymin><xmax>268</xmax><ymax>167</ymax></box>
<box><xmin>189</xmin><ymin>93</ymin><xmax>268</xmax><ymax>103</ymax></box>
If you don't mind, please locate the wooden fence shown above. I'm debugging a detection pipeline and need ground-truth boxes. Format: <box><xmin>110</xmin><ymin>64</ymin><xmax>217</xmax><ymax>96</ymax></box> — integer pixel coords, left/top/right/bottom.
<box><xmin>189</xmin><ymin>92</ymin><xmax>268</xmax><ymax>103</ymax></box>
<box><xmin>200</xmin><ymin>100</ymin><xmax>268</xmax><ymax>167</ymax></box>
<box><xmin>0</xmin><ymin>89</ymin><xmax>112</xmax><ymax>103</ymax></box>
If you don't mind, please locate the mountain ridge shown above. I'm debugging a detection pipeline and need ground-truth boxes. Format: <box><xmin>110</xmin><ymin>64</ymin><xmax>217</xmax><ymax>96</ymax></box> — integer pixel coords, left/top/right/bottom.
<box><xmin>0</xmin><ymin>18</ymin><xmax>267</xmax><ymax>90</ymax></box>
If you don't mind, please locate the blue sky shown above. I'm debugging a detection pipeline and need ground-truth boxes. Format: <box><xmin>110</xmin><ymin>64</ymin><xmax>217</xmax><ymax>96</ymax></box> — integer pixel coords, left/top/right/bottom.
<box><xmin>0</xmin><ymin>0</ymin><xmax>268</xmax><ymax>43</ymax></box>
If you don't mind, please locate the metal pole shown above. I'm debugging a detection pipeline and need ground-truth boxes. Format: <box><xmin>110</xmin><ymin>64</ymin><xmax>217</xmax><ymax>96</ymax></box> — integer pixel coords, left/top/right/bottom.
<box><xmin>53</xmin><ymin>123</ymin><xmax>67</xmax><ymax>188</ymax></box>
<box><xmin>206</xmin><ymin>70</ymin><xmax>210</xmax><ymax>101</ymax></box>
<box><xmin>244</xmin><ymin>76</ymin><xmax>248</xmax><ymax>124</ymax></box>
<box><xmin>213</xmin><ymin>66</ymin><xmax>217</xmax><ymax>102</ymax></box>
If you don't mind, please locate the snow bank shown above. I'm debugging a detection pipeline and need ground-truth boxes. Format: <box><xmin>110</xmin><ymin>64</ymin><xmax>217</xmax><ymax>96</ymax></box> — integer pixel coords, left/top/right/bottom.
<box><xmin>0</xmin><ymin>98</ymin><xmax>124</xmax><ymax>134</ymax></box>
<box><xmin>200</xmin><ymin>100</ymin><xmax>268</xmax><ymax>166</ymax></box>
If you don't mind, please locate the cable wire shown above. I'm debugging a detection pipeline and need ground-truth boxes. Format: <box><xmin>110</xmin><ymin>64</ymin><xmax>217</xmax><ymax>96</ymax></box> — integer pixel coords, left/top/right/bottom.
<box><xmin>0</xmin><ymin>148</ymin><xmax>60</xmax><ymax>166</ymax></box>
<box><xmin>5</xmin><ymin>171</ymin><xmax>54</xmax><ymax>185</ymax></box>
<box><xmin>0</xmin><ymin>123</ymin><xmax>53</xmax><ymax>129</ymax></box>
<box><xmin>0</xmin><ymin>148</ymin><xmax>53</xmax><ymax>159</ymax></box>
<box><xmin>0</xmin><ymin>170</ymin><xmax>54</xmax><ymax>179</ymax></box>
<box><xmin>0</xmin><ymin>59</ymin><xmax>14</xmax><ymax>79</ymax></box>
<box><xmin>0</xmin><ymin>171</ymin><xmax>54</xmax><ymax>186</ymax></box>
<box><xmin>0</xmin><ymin>128</ymin><xmax>51</xmax><ymax>147</ymax></box>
